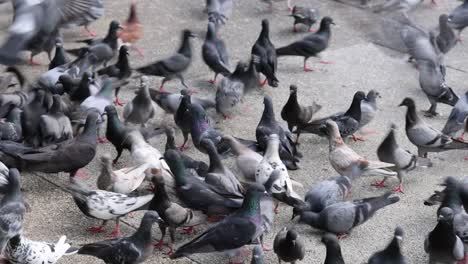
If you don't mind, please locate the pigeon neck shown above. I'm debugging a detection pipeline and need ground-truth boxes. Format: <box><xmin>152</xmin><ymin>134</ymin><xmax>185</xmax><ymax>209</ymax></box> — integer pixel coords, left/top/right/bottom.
<box><xmin>165</xmin><ymin>132</ymin><xmax>177</xmax><ymax>151</ymax></box>
<box><xmin>74</xmin><ymin>78</ymin><xmax>91</xmax><ymax>100</ymax></box>
<box><xmin>50</xmin><ymin>98</ymin><xmax>62</xmax><ymax>114</ymax></box>
<box><xmin>104</xmin><ymin>28</ymin><xmax>119</xmax><ymax>50</ymax></box>
<box><xmin>324</xmin><ymin>242</ymin><xmax>344</xmax><ymax>263</ymax></box>
<box><xmin>178</xmin><ymin>35</ymin><xmax>192</xmax><ymax>58</ymax></box>
<box><xmin>132</xmin><ymin>216</ymin><xmax>155</xmax><ymax>246</ymax></box>
<box><xmin>300</xmin><ymin>211</ymin><xmax>320</xmax><ymax>228</ymax></box>
<box><xmin>172</xmin><ymin>159</ymin><xmax>188</xmax><ymax>186</ymax></box>
<box><xmin>344</xmin><ymin>96</ymin><xmax>362</xmax><ymax>121</ymax></box>
<box><xmin>240</xmin><ymin>191</ymin><xmax>261</xmax><ymax>216</ymax></box>
<box><xmin>107</xmin><ymin>111</ymin><xmax>124</xmax><ymax>132</ymax></box>
<box><xmin>404</xmin><ymin>104</ymin><xmax>419</xmax><ymax>130</ymax></box>
<box><xmin>224</xmin><ymin>137</ymin><xmax>245</xmax><ymax>156</ymax></box>
<box><xmin>2</xmin><ymin>173</ymin><xmax>21</xmax><ymax>205</ymax></box>
<box><xmin>116</xmin><ymin>52</ymin><xmax>130</xmax><ymax>70</ymax></box>
<box><xmin>259</xmin><ymin>25</ymin><xmax>270</xmax><ymax>42</ymax></box>
<box><xmin>206</xmin><ymin>142</ymin><xmax>223</xmax><ymax>172</ymax></box>
<box><xmin>286</xmin><ymin>91</ymin><xmax>299</xmax><ymax>107</ymax></box>
<box><xmin>260</xmin><ymin>102</ymin><xmax>276</xmax><ymax>124</ymax></box>
<box><xmin>97</xmin><ymin>160</ymin><xmax>112</xmax><ymax>190</ymax></box>
<box><xmin>150</xmin><ymin>181</ymin><xmax>170</xmax><ymax>209</ymax></box>
<box><xmin>80</xmin><ymin>116</ymin><xmax>98</xmax><ymax>141</ymax></box>
<box><xmin>6</xmin><ymin>109</ymin><xmax>20</xmax><ymax>125</ymax></box>
<box><xmin>264</xmin><ymin>139</ymin><xmax>280</xmax><ymax>160</ymax></box>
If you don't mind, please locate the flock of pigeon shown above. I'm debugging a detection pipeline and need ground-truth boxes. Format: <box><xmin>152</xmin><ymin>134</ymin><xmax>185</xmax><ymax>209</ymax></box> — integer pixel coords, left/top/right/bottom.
<box><xmin>0</xmin><ymin>0</ymin><xmax>466</xmax><ymax>263</ymax></box>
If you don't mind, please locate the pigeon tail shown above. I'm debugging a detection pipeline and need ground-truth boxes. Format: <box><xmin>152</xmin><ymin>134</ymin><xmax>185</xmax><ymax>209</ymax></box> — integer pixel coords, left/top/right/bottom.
<box><xmin>445</xmin><ymin>138</ymin><xmax>468</xmax><ymax>150</ymax></box>
<box><xmin>276</xmin><ymin>46</ymin><xmax>301</xmax><ymax>57</ymax></box>
<box><xmin>438</xmin><ymin>87</ymin><xmax>459</xmax><ymax>106</ymax></box>
<box><xmin>367</xmin><ymin>192</ymin><xmax>400</xmax><ymax>213</ymax></box>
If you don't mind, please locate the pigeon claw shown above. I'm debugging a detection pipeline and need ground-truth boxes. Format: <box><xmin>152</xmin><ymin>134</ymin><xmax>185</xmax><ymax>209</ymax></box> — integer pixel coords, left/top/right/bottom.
<box><xmin>208</xmin><ymin>79</ymin><xmax>216</xmax><ymax>85</ymax></box>
<box><xmin>84</xmin><ymin>26</ymin><xmax>97</xmax><ymax>37</ymax></box>
<box><xmin>146</xmin><ymin>184</ymin><xmax>156</xmax><ymax>192</ymax></box>
<box><xmin>178</xmin><ymin>144</ymin><xmax>189</xmax><ymax>151</ymax></box>
<box><xmin>259</xmin><ymin>79</ymin><xmax>268</xmax><ymax>87</ymax></box>
<box><xmin>154</xmin><ymin>240</ymin><xmax>168</xmax><ymax>249</ymax></box>
<box><xmin>223</xmin><ymin>114</ymin><xmax>232</xmax><ymax>120</ymax></box>
<box><xmin>352</xmin><ymin>134</ymin><xmax>365</xmax><ymax>142</ymax></box>
<box><xmin>29</xmin><ymin>58</ymin><xmax>41</xmax><ymax>66</ymax></box>
<box><xmin>336</xmin><ymin>233</ymin><xmax>348</xmax><ymax>240</ymax></box>
<box><xmin>88</xmin><ymin>226</ymin><xmax>106</xmax><ymax>233</ymax></box>
<box><xmin>303</xmin><ymin>66</ymin><xmax>313</xmax><ymax>72</ymax></box>
<box><xmin>98</xmin><ymin>138</ymin><xmax>108</xmax><ymax>144</ymax></box>
<box><xmin>393</xmin><ymin>184</ymin><xmax>404</xmax><ymax>194</ymax></box>
<box><xmin>114</xmin><ymin>99</ymin><xmax>125</xmax><ymax>106</ymax></box>
<box><xmin>319</xmin><ymin>60</ymin><xmax>334</xmax><ymax>65</ymax></box>
<box><xmin>181</xmin><ymin>226</ymin><xmax>195</xmax><ymax>235</ymax></box>
<box><xmin>371</xmin><ymin>180</ymin><xmax>387</xmax><ymax>188</ymax></box>
<box><xmin>108</xmin><ymin>225</ymin><xmax>121</xmax><ymax>238</ymax></box>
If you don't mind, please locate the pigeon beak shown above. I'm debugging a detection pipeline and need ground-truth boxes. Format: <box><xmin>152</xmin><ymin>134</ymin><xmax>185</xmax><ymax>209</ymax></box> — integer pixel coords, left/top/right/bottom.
<box><xmin>331</xmin><ymin>21</ymin><xmax>336</xmax><ymax>25</ymax></box>
<box><xmin>118</xmin><ymin>25</ymin><xmax>125</xmax><ymax>30</ymax></box>
<box><xmin>398</xmin><ymin>102</ymin><xmax>404</xmax><ymax>107</ymax></box>
<box><xmin>189</xmin><ymin>33</ymin><xmax>197</xmax><ymax>38</ymax></box>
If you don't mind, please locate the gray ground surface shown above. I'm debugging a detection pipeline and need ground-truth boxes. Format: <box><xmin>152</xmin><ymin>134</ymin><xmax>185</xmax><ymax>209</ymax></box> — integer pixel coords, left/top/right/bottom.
<box><xmin>0</xmin><ymin>0</ymin><xmax>467</xmax><ymax>263</ymax></box>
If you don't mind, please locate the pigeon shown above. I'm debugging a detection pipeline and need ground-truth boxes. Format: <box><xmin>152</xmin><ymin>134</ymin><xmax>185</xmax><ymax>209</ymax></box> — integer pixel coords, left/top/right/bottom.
<box><xmin>60</xmin><ymin>73</ymin><xmax>96</xmax><ymax>103</ymax></box>
<box><xmin>0</xmin><ymin>106</ymin><xmax>22</xmax><ymax>142</ymax></box>
<box><xmin>38</xmin><ymin>94</ymin><xmax>73</xmax><ymax>146</ymax></box>
<box><xmin>21</xmin><ymin>89</ymin><xmax>49</xmax><ymax>147</ymax></box>
<box><xmin>4</xmin><ymin>235</ymin><xmax>77</xmax><ymax>264</ymax></box>
<box><xmin>399</xmin><ymin>97</ymin><xmax>468</xmax><ymax>158</ymax></box>
<box><xmin>174</xmin><ymin>94</ymin><xmax>192</xmax><ymax>150</ymax></box>
<box><xmin>400</xmin><ymin>24</ymin><xmax>441</xmax><ymax>66</ymax></box>
<box><xmin>251</xmin><ymin>246</ymin><xmax>265</xmax><ymax>264</ymax></box>
<box><xmin>236</xmin><ymin>56</ymin><xmax>260</xmax><ymax>93</ymax></box>
<box><xmin>201</xmin><ymin>138</ymin><xmax>244</xmax><ymax>198</ymax></box>
<box><xmin>78</xmin><ymin>211</ymin><xmax>162</xmax><ymax>264</ymax></box>
<box><xmin>296</xmin><ymin>91</ymin><xmax>365</xmax><ymax>141</ymax></box>
<box><xmin>164</xmin><ymin>127</ymin><xmax>209</xmax><ymax>177</ymax></box>
<box><xmin>281</xmin><ymin>84</ymin><xmax>322</xmax><ymax>143</ymax></box>
<box><xmin>222</xmin><ymin>135</ymin><xmax>263</xmax><ymax>181</ymax></box>
<box><xmin>0</xmin><ymin>0</ymin><xmax>104</xmax><ymax>65</ymax></box>
<box><xmin>80</xmin><ymin>78</ymin><xmax>117</xmax><ymax>117</ymax></box>
<box><xmin>202</xmin><ymin>22</ymin><xmax>231</xmax><ymax>84</ymax></box>
<box><xmin>136</xmin><ymin>30</ymin><xmax>196</xmax><ymax>91</ymax></box>
<box><xmin>49</xmin><ymin>38</ymin><xmax>70</xmax><ymax>70</ymax></box>
<box><xmin>67</xmin><ymin>179</ymin><xmax>154</xmax><ymax>237</ymax></box>
<box><xmin>359</xmin><ymin>90</ymin><xmax>379</xmax><ymax>131</ymax></box>
<box><xmin>0</xmin><ymin>169</ymin><xmax>25</xmax><ymax>251</ymax></box>
<box><xmin>251</xmin><ymin>19</ymin><xmax>279</xmax><ymax>87</ymax></box>
<box><xmin>2</xmin><ymin>111</ymin><xmax>99</xmax><ymax>177</ymax></box>
<box><xmin>118</xmin><ymin>0</ymin><xmax>144</xmax><ymax>56</ymax></box>
<box><xmin>448</xmin><ymin>0</ymin><xmax>468</xmax><ymax>40</ymax></box>
<box><xmin>164</xmin><ymin>149</ymin><xmax>242</xmax><ymax>216</ymax></box>
<box><xmin>321</xmin><ymin>233</ymin><xmax>345</xmax><ymax>264</ymax></box>
<box><xmin>299</xmin><ymin>192</ymin><xmax>400</xmax><ymax>237</ymax></box>
<box><xmin>123</xmin><ymin>76</ymin><xmax>157</xmax><ymax>126</ymax></box>
<box><xmin>97</xmin><ymin>45</ymin><xmax>131</xmax><ymax>106</ymax></box>
<box><xmin>97</xmin><ymin>153</ymin><xmax>149</xmax><ymax>194</ymax></box>
<box><xmin>424</xmin><ymin>207</ymin><xmax>465</xmax><ymax>264</ymax></box>
<box><xmin>436</xmin><ymin>14</ymin><xmax>457</xmax><ymax>55</ymax></box>
<box><xmin>151</xmin><ymin>89</ymin><xmax>215</xmax><ymax>115</ymax></box>
<box><xmin>368</xmin><ymin>226</ymin><xmax>407</xmax><ymax>264</ymax></box>
<box><xmin>273</xmin><ymin>227</ymin><xmax>305</xmax><ymax>264</ymax></box>
<box><xmin>149</xmin><ymin>176</ymin><xmax>206</xmax><ymax>254</ymax></box>
<box><xmin>257</xmin><ymin>96</ymin><xmax>300</xmax><ymax>170</ymax></box>
<box><xmin>289</xmin><ymin>6</ymin><xmax>319</xmax><ymax>32</ymax></box>
<box><xmin>170</xmin><ymin>184</ymin><xmax>266</xmax><ymax>261</ymax></box>
<box><xmin>291</xmin><ymin>175</ymin><xmax>352</xmax><ymax>219</ymax></box>
<box><xmin>276</xmin><ymin>16</ymin><xmax>334</xmax><ymax>72</ymax></box>
<box><xmin>322</xmin><ymin>120</ymin><xmax>397</xmax><ymax>178</ymax></box>
<box><xmin>418</xmin><ymin>59</ymin><xmax>458</xmax><ymax>117</ymax></box>
<box><xmin>373</xmin><ymin>0</ymin><xmax>424</xmax><ymax>17</ymax></box>
<box><xmin>206</xmin><ymin>0</ymin><xmax>233</xmax><ymax>26</ymax></box>
<box><xmin>442</xmin><ymin>91</ymin><xmax>468</xmax><ymax>138</ymax></box>
<box><xmin>373</xmin><ymin>124</ymin><xmax>431</xmax><ymax>193</ymax></box>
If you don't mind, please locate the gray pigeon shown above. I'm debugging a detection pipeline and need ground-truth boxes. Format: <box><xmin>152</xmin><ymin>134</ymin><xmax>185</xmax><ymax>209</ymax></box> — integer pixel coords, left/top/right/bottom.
<box><xmin>373</xmin><ymin>0</ymin><xmax>424</xmax><ymax>18</ymax></box>
<box><xmin>399</xmin><ymin>98</ymin><xmax>468</xmax><ymax>158</ymax></box>
<box><xmin>150</xmin><ymin>89</ymin><xmax>215</xmax><ymax>115</ymax></box>
<box><xmin>273</xmin><ymin>227</ymin><xmax>305</xmax><ymax>264</ymax></box>
<box><xmin>299</xmin><ymin>192</ymin><xmax>400</xmax><ymax>237</ymax></box>
<box><xmin>251</xmin><ymin>19</ymin><xmax>279</xmax><ymax>87</ymax></box>
<box><xmin>78</xmin><ymin>211</ymin><xmax>162</xmax><ymax>264</ymax></box>
<box><xmin>321</xmin><ymin>233</ymin><xmax>345</xmax><ymax>264</ymax></box>
<box><xmin>448</xmin><ymin>0</ymin><xmax>468</xmax><ymax>40</ymax></box>
<box><xmin>424</xmin><ymin>207</ymin><xmax>465</xmax><ymax>264</ymax></box>
<box><xmin>39</xmin><ymin>94</ymin><xmax>73</xmax><ymax>146</ymax></box>
<box><xmin>289</xmin><ymin>6</ymin><xmax>320</xmax><ymax>32</ymax></box>
<box><xmin>251</xmin><ymin>246</ymin><xmax>265</xmax><ymax>264</ymax></box>
<box><xmin>359</xmin><ymin>90</ymin><xmax>379</xmax><ymax>131</ymax></box>
<box><xmin>400</xmin><ymin>24</ymin><xmax>441</xmax><ymax>66</ymax></box>
<box><xmin>136</xmin><ymin>30</ymin><xmax>196</xmax><ymax>91</ymax></box>
<box><xmin>418</xmin><ymin>59</ymin><xmax>458</xmax><ymax>117</ymax></box>
<box><xmin>202</xmin><ymin>22</ymin><xmax>231</xmax><ymax>84</ymax></box>
<box><xmin>0</xmin><ymin>106</ymin><xmax>22</xmax><ymax>142</ymax></box>
<box><xmin>0</xmin><ymin>169</ymin><xmax>25</xmax><ymax>251</ymax></box>
<box><xmin>436</xmin><ymin>14</ymin><xmax>457</xmax><ymax>54</ymax></box>
<box><xmin>206</xmin><ymin>0</ymin><xmax>233</xmax><ymax>26</ymax></box>
<box><xmin>442</xmin><ymin>91</ymin><xmax>468</xmax><ymax>138</ymax></box>
<box><xmin>222</xmin><ymin>135</ymin><xmax>262</xmax><ymax>181</ymax></box>
<box><xmin>368</xmin><ymin>226</ymin><xmax>407</xmax><ymax>264</ymax></box>
<box><xmin>49</xmin><ymin>38</ymin><xmax>70</xmax><ymax>70</ymax></box>
<box><xmin>22</xmin><ymin>89</ymin><xmax>49</xmax><ymax>147</ymax></box>
<box><xmin>170</xmin><ymin>184</ymin><xmax>266</xmax><ymax>262</ymax></box>
<box><xmin>123</xmin><ymin>76</ymin><xmax>157</xmax><ymax>126</ymax></box>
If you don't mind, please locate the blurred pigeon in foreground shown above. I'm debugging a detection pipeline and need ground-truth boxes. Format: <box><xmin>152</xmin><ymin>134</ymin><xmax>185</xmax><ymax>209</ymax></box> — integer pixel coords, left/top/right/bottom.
<box><xmin>252</xmin><ymin>19</ymin><xmax>279</xmax><ymax>87</ymax></box>
<box><xmin>202</xmin><ymin>22</ymin><xmax>231</xmax><ymax>84</ymax></box>
<box><xmin>373</xmin><ymin>0</ymin><xmax>425</xmax><ymax>18</ymax></box>
<box><xmin>400</xmin><ymin>24</ymin><xmax>441</xmax><ymax>66</ymax></box>
<box><xmin>289</xmin><ymin>6</ymin><xmax>319</xmax><ymax>32</ymax></box>
<box><xmin>136</xmin><ymin>30</ymin><xmax>196</xmax><ymax>91</ymax></box>
<box><xmin>436</xmin><ymin>14</ymin><xmax>457</xmax><ymax>55</ymax></box>
<box><xmin>299</xmin><ymin>191</ymin><xmax>400</xmax><ymax>237</ymax></box>
<box><xmin>424</xmin><ymin>207</ymin><xmax>464</xmax><ymax>264</ymax></box>
<box><xmin>399</xmin><ymin>98</ymin><xmax>468</xmax><ymax>158</ymax></box>
<box><xmin>276</xmin><ymin>17</ymin><xmax>334</xmax><ymax>72</ymax></box>
<box><xmin>5</xmin><ymin>235</ymin><xmax>77</xmax><ymax>264</ymax></box>
<box><xmin>448</xmin><ymin>0</ymin><xmax>468</xmax><ymax>40</ymax></box>
<box><xmin>273</xmin><ymin>227</ymin><xmax>305</xmax><ymax>263</ymax></box>
<box><xmin>118</xmin><ymin>0</ymin><xmax>144</xmax><ymax>56</ymax></box>
<box><xmin>321</xmin><ymin>233</ymin><xmax>345</xmax><ymax>264</ymax></box>
<box><xmin>170</xmin><ymin>185</ymin><xmax>266</xmax><ymax>262</ymax></box>
<box><xmin>78</xmin><ymin>211</ymin><xmax>162</xmax><ymax>264</ymax></box>
<box><xmin>368</xmin><ymin>226</ymin><xmax>407</xmax><ymax>264</ymax></box>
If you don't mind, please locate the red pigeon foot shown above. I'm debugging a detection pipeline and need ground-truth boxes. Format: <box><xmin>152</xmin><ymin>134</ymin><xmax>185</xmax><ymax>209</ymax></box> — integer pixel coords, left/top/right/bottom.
<box><xmin>181</xmin><ymin>227</ymin><xmax>195</xmax><ymax>235</ymax></box>
<box><xmin>29</xmin><ymin>58</ymin><xmax>41</xmax><ymax>66</ymax></box>
<box><xmin>98</xmin><ymin>138</ymin><xmax>108</xmax><ymax>143</ymax></box>
<box><xmin>75</xmin><ymin>170</ymin><xmax>90</xmax><ymax>180</ymax></box>
<box><xmin>114</xmin><ymin>98</ymin><xmax>125</xmax><ymax>106</ymax></box>
<box><xmin>393</xmin><ymin>184</ymin><xmax>404</xmax><ymax>194</ymax></box>
<box><xmin>154</xmin><ymin>240</ymin><xmax>168</xmax><ymax>249</ymax></box>
<box><xmin>108</xmin><ymin>224</ymin><xmax>121</xmax><ymax>238</ymax></box>
<box><xmin>208</xmin><ymin>79</ymin><xmax>216</xmax><ymax>84</ymax></box>
<box><xmin>371</xmin><ymin>181</ymin><xmax>387</xmax><ymax>188</ymax></box>
<box><xmin>352</xmin><ymin>134</ymin><xmax>365</xmax><ymax>142</ymax></box>
<box><xmin>179</xmin><ymin>144</ymin><xmax>189</xmax><ymax>151</ymax></box>
<box><xmin>159</xmin><ymin>86</ymin><xmax>166</xmax><ymax>92</ymax></box>
<box><xmin>88</xmin><ymin>226</ymin><xmax>106</xmax><ymax>233</ymax></box>
<box><xmin>84</xmin><ymin>27</ymin><xmax>97</xmax><ymax>37</ymax></box>
<box><xmin>303</xmin><ymin>66</ymin><xmax>313</xmax><ymax>72</ymax></box>
<box><xmin>164</xmin><ymin>248</ymin><xmax>174</xmax><ymax>255</ymax></box>
<box><xmin>259</xmin><ymin>79</ymin><xmax>268</xmax><ymax>87</ymax></box>
<box><xmin>336</xmin><ymin>233</ymin><xmax>348</xmax><ymax>240</ymax></box>
<box><xmin>319</xmin><ymin>60</ymin><xmax>334</xmax><ymax>64</ymax></box>
<box><xmin>360</xmin><ymin>130</ymin><xmax>377</xmax><ymax>135</ymax></box>
<box><xmin>223</xmin><ymin>114</ymin><xmax>232</xmax><ymax>120</ymax></box>
<box><xmin>309</xmin><ymin>28</ymin><xmax>317</xmax><ymax>33</ymax></box>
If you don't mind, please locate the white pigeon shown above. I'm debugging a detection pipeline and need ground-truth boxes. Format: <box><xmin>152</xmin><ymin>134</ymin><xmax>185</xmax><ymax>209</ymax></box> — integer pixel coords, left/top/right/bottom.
<box><xmin>4</xmin><ymin>235</ymin><xmax>77</xmax><ymax>264</ymax></box>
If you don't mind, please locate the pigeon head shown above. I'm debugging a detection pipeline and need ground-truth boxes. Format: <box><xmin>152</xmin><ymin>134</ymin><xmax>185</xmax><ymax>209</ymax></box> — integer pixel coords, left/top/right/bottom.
<box><xmin>151</xmin><ymin>174</ymin><xmax>165</xmax><ymax>187</ymax></box>
<box><xmin>128</xmin><ymin>0</ymin><xmax>139</xmax><ymax>23</ymax></box>
<box><xmin>109</xmin><ymin>20</ymin><xmax>123</xmax><ymax>31</ymax></box>
<box><xmin>289</xmin><ymin>85</ymin><xmax>298</xmax><ymax>94</ymax></box>
<box><xmin>439</xmin><ymin>14</ymin><xmax>449</xmax><ymax>26</ymax></box>
<box><xmin>141</xmin><ymin>211</ymin><xmax>162</xmax><ymax>224</ymax></box>
<box><xmin>99</xmin><ymin>153</ymin><xmax>112</xmax><ymax>164</ymax></box>
<box><xmin>4</xmin><ymin>168</ymin><xmax>21</xmax><ymax>201</ymax></box>
<box><xmin>50</xmin><ymin>94</ymin><xmax>63</xmax><ymax>113</ymax></box>
<box><xmin>260</xmin><ymin>19</ymin><xmax>270</xmax><ymax>38</ymax></box>
<box><xmin>286</xmin><ymin>229</ymin><xmax>298</xmax><ymax>243</ymax></box>
<box><xmin>140</xmin><ymin>76</ymin><xmax>149</xmax><ymax>86</ymax></box>
<box><xmin>321</xmin><ymin>233</ymin><xmax>340</xmax><ymax>247</ymax></box>
<box><xmin>7</xmin><ymin>235</ymin><xmax>21</xmax><ymax>250</ymax></box>
<box><xmin>424</xmin><ymin>190</ymin><xmax>444</xmax><ymax>206</ymax></box>
<box><xmin>398</xmin><ymin>97</ymin><xmax>415</xmax><ymax>108</ymax></box>
<box><xmin>366</xmin><ymin>89</ymin><xmax>380</xmax><ymax>102</ymax></box>
<box><xmin>104</xmin><ymin>105</ymin><xmax>118</xmax><ymax>116</ymax></box>
<box><xmin>394</xmin><ymin>226</ymin><xmax>404</xmax><ymax>241</ymax></box>
<box><xmin>55</xmin><ymin>37</ymin><xmax>64</xmax><ymax>47</ymax></box>
<box><xmin>119</xmin><ymin>45</ymin><xmax>130</xmax><ymax>56</ymax></box>
<box><xmin>183</xmin><ymin>29</ymin><xmax>196</xmax><ymax>39</ymax></box>
<box><xmin>438</xmin><ymin>207</ymin><xmax>454</xmax><ymax>222</ymax></box>
<box><xmin>319</xmin><ymin>16</ymin><xmax>335</xmax><ymax>31</ymax></box>
<box><xmin>323</xmin><ymin>120</ymin><xmax>341</xmax><ymax>139</ymax></box>
<box><xmin>251</xmin><ymin>246</ymin><xmax>264</xmax><ymax>263</ymax></box>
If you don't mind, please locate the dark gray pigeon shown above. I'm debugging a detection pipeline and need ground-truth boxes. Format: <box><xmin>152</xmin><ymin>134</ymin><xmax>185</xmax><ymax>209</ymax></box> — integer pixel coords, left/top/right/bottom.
<box><xmin>170</xmin><ymin>184</ymin><xmax>266</xmax><ymax>261</ymax></box>
<box><xmin>418</xmin><ymin>59</ymin><xmax>458</xmax><ymax>117</ymax></box>
<box><xmin>39</xmin><ymin>94</ymin><xmax>73</xmax><ymax>146</ymax></box>
<box><xmin>174</xmin><ymin>94</ymin><xmax>192</xmax><ymax>150</ymax></box>
<box><xmin>0</xmin><ymin>169</ymin><xmax>25</xmax><ymax>252</ymax></box>
<box><xmin>78</xmin><ymin>211</ymin><xmax>162</xmax><ymax>264</ymax></box>
<box><xmin>321</xmin><ymin>233</ymin><xmax>345</xmax><ymax>264</ymax></box>
<box><xmin>21</xmin><ymin>89</ymin><xmax>49</xmax><ymax>147</ymax></box>
<box><xmin>251</xmin><ymin>246</ymin><xmax>265</xmax><ymax>264</ymax></box>
<box><xmin>368</xmin><ymin>226</ymin><xmax>407</xmax><ymax>264</ymax></box>
<box><xmin>202</xmin><ymin>22</ymin><xmax>231</xmax><ymax>84</ymax></box>
<box><xmin>436</xmin><ymin>14</ymin><xmax>458</xmax><ymax>54</ymax></box>
<box><xmin>424</xmin><ymin>207</ymin><xmax>464</xmax><ymax>264</ymax></box>
<box><xmin>206</xmin><ymin>0</ymin><xmax>233</xmax><ymax>26</ymax></box>
<box><xmin>151</xmin><ymin>89</ymin><xmax>215</xmax><ymax>114</ymax></box>
<box><xmin>448</xmin><ymin>0</ymin><xmax>468</xmax><ymax>40</ymax></box>
<box><xmin>289</xmin><ymin>6</ymin><xmax>319</xmax><ymax>32</ymax></box>
<box><xmin>251</xmin><ymin>19</ymin><xmax>279</xmax><ymax>87</ymax></box>
<box><xmin>442</xmin><ymin>91</ymin><xmax>468</xmax><ymax>138</ymax></box>
<box><xmin>273</xmin><ymin>227</ymin><xmax>305</xmax><ymax>263</ymax></box>
<box><xmin>136</xmin><ymin>30</ymin><xmax>196</xmax><ymax>91</ymax></box>
<box><xmin>281</xmin><ymin>84</ymin><xmax>321</xmax><ymax>143</ymax></box>
<box><xmin>399</xmin><ymin>98</ymin><xmax>468</xmax><ymax>158</ymax></box>
<box><xmin>257</xmin><ymin>96</ymin><xmax>300</xmax><ymax>170</ymax></box>
<box><xmin>49</xmin><ymin>38</ymin><xmax>70</xmax><ymax>70</ymax></box>
<box><xmin>277</xmin><ymin>17</ymin><xmax>334</xmax><ymax>72</ymax></box>
<box><xmin>299</xmin><ymin>192</ymin><xmax>400</xmax><ymax>237</ymax></box>
<box><xmin>0</xmin><ymin>106</ymin><xmax>22</xmax><ymax>142</ymax></box>
<box><xmin>123</xmin><ymin>76</ymin><xmax>157</xmax><ymax>126</ymax></box>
